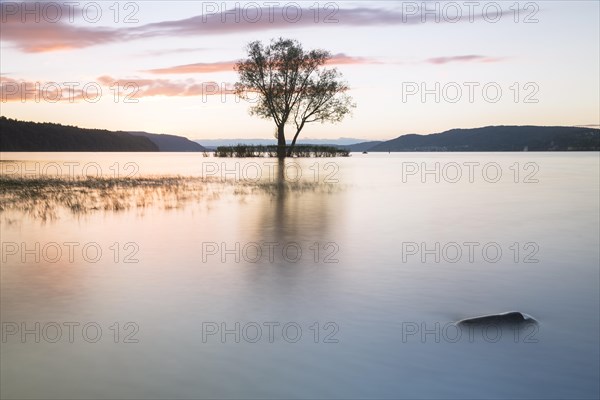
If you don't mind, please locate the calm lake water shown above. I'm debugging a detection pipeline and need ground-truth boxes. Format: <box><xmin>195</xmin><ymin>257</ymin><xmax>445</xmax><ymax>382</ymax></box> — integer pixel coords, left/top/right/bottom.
<box><xmin>1</xmin><ymin>152</ymin><xmax>599</xmax><ymax>399</ymax></box>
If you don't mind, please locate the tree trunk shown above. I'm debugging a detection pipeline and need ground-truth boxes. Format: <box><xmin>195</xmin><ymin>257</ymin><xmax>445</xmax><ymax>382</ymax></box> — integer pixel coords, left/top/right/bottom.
<box><xmin>277</xmin><ymin>124</ymin><xmax>286</xmax><ymax>159</ymax></box>
<box><xmin>287</xmin><ymin>121</ymin><xmax>305</xmax><ymax>157</ymax></box>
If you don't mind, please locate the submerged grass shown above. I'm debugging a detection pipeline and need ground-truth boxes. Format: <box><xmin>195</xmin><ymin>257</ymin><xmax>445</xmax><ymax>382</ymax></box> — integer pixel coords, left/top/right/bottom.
<box><xmin>0</xmin><ymin>175</ymin><xmax>342</xmax><ymax>221</ymax></box>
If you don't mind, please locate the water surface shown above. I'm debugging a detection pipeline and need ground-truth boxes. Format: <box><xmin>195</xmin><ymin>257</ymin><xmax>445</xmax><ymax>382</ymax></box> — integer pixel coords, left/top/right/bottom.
<box><xmin>1</xmin><ymin>152</ymin><xmax>599</xmax><ymax>399</ymax></box>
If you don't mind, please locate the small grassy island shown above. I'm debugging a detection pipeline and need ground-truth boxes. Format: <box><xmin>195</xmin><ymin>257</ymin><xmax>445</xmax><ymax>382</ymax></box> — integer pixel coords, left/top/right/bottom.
<box><xmin>215</xmin><ymin>145</ymin><xmax>349</xmax><ymax>158</ymax></box>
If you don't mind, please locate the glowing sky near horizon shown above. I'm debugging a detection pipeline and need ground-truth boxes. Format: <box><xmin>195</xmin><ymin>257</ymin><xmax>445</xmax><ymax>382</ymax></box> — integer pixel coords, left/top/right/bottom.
<box><xmin>1</xmin><ymin>0</ymin><xmax>599</xmax><ymax>141</ymax></box>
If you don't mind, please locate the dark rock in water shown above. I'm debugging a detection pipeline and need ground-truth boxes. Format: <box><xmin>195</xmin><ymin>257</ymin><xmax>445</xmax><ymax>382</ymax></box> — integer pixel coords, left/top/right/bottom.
<box><xmin>457</xmin><ymin>312</ymin><xmax>537</xmax><ymax>327</ymax></box>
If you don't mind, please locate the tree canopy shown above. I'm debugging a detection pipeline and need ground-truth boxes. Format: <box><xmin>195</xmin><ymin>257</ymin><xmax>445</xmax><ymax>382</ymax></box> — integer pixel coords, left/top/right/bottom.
<box><xmin>235</xmin><ymin>38</ymin><xmax>354</xmax><ymax>158</ymax></box>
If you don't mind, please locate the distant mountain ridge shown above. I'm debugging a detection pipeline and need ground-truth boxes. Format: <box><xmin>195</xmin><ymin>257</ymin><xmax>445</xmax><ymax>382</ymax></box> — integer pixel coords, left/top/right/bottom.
<box><xmin>352</xmin><ymin>126</ymin><xmax>600</xmax><ymax>152</ymax></box>
<box><xmin>129</xmin><ymin>131</ymin><xmax>206</xmax><ymax>151</ymax></box>
<box><xmin>0</xmin><ymin>117</ymin><xmax>158</xmax><ymax>152</ymax></box>
<box><xmin>0</xmin><ymin>117</ymin><xmax>205</xmax><ymax>152</ymax></box>
<box><xmin>198</xmin><ymin>126</ymin><xmax>599</xmax><ymax>152</ymax></box>
<box><xmin>1</xmin><ymin>118</ymin><xmax>598</xmax><ymax>152</ymax></box>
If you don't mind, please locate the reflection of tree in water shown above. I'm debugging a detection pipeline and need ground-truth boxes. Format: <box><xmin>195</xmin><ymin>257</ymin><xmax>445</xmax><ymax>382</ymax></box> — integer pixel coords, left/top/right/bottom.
<box><xmin>247</xmin><ymin>159</ymin><xmax>345</xmax><ymax>266</ymax></box>
<box><xmin>225</xmin><ymin>159</ymin><xmax>348</xmax><ymax>321</ymax></box>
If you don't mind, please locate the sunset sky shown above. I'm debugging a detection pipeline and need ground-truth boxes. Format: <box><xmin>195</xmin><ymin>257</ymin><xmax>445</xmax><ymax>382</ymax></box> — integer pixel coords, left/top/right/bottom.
<box><xmin>1</xmin><ymin>0</ymin><xmax>599</xmax><ymax>141</ymax></box>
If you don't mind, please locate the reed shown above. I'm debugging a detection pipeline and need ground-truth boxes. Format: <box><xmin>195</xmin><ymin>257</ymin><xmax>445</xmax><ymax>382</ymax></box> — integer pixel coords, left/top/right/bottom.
<box><xmin>215</xmin><ymin>145</ymin><xmax>349</xmax><ymax>158</ymax></box>
<box><xmin>0</xmin><ymin>175</ymin><xmax>342</xmax><ymax>220</ymax></box>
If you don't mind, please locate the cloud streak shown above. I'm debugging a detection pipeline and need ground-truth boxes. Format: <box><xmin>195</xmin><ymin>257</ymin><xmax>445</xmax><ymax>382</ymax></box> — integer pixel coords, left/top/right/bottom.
<box><xmin>145</xmin><ymin>61</ymin><xmax>236</xmax><ymax>75</ymax></box>
<box><xmin>1</xmin><ymin>4</ymin><xmax>491</xmax><ymax>53</ymax></box>
<box><xmin>0</xmin><ymin>3</ymin><xmax>134</xmax><ymax>53</ymax></box>
<box><xmin>137</xmin><ymin>47</ymin><xmax>208</xmax><ymax>57</ymax></box>
<box><xmin>98</xmin><ymin>76</ymin><xmax>237</xmax><ymax>98</ymax></box>
<box><xmin>145</xmin><ymin>53</ymin><xmax>380</xmax><ymax>75</ymax></box>
<box><xmin>0</xmin><ymin>75</ymin><xmax>238</xmax><ymax>102</ymax></box>
<box><xmin>0</xmin><ymin>76</ymin><xmax>89</xmax><ymax>102</ymax></box>
<box><xmin>424</xmin><ymin>55</ymin><xmax>503</xmax><ymax>64</ymax></box>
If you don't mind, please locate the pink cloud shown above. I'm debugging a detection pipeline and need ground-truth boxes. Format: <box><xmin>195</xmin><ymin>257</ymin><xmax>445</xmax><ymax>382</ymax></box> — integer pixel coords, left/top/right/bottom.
<box><xmin>0</xmin><ymin>3</ymin><xmax>128</xmax><ymax>53</ymax></box>
<box><xmin>145</xmin><ymin>61</ymin><xmax>236</xmax><ymax>75</ymax></box>
<box><xmin>0</xmin><ymin>75</ymin><xmax>236</xmax><ymax>102</ymax></box>
<box><xmin>0</xmin><ymin>76</ymin><xmax>88</xmax><ymax>102</ymax></box>
<box><xmin>146</xmin><ymin>53</ymin><xmax>381</xmax><ymax>75</ymax></box>
<box><xmin>97</xmin><ymin>76</ymin><xmax>236</xmax><ymax>98</ymax></box>
<box><xmin>327</xmin><ymin>53</ymin><xmax>382</xmax><ymax>65</ymax></box>
<box><xmin>0</xmin><ymin>4</ymin><xmax>490</xmax><ymax>53</ymax></box>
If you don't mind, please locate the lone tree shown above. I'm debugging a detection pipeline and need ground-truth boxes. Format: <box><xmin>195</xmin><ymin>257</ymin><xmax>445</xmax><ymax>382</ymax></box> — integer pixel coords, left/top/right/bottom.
<box><xmin>235</xmin><ymin>38</ymin><xmax>355</xmax><ymax>158</ymax></box>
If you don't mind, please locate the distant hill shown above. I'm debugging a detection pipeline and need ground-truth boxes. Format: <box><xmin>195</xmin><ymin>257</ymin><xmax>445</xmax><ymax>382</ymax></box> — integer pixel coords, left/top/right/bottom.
<box><xmin>129</xmin><ymin>131</ymin><xmax>206</xmax><ymax>152</ymax></box>
<box><xmin>0</xmin><ymin>117</ymin><xmax>158</xmax><ymax>152</ymax></box>
<box><xmin>343</xmin><ymin>141</ymin><xmax>383</xmax><ymax>152</ymax></box>
<box><xmin>3</xmin><ymin>119</ymin><xmax>598</xmax><ymax>153</ymax></box>
<box><xmin>0</xmin><ymin>117</ymin><xmax>206</xmax><ymax>152</ymax></box>
<box><xmin>358</xmin><ymin>126</ymin><xmax>600</xmax><ymax>152</ymax></box>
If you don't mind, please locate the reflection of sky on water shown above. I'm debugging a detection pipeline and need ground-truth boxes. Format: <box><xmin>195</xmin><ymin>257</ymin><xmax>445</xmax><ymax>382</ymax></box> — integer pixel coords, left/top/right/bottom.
<box><xmin>1</xmin><ymin>153</ymin><xmax>598</xmax><ymax>399</ymax></box>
